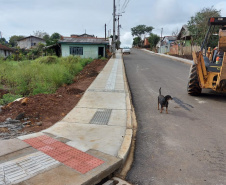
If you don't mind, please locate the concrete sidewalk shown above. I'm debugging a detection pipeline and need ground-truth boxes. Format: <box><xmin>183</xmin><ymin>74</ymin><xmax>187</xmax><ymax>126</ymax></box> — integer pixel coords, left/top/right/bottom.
<box><xmin>141</xmin><ymin>48</ymin><xmax>193</xmax><ymax>65</ymax></box>
<box><xmin>0</xmin><ymin>51</ymin><xmax>133</xmax><ymax>185</ymax></box>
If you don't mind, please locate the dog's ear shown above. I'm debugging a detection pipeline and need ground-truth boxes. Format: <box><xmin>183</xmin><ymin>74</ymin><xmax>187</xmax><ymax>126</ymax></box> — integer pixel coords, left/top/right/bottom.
<box><xmin>165</xmin><ymin>95</ymin><xmax>173</xmax><ymax>100</ymax></box>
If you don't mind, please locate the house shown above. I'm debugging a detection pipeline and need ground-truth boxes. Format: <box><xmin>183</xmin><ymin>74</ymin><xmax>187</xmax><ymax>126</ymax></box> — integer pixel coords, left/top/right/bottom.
<box><xmin>143</xmin><ymin>37</ymin><xmax>150</xmax><ymax>48</ymax></box>
<box><xmin>158</xmin><ymin>36</ymin><xmax>177</xmax><ymax>53</ymax></box>
<box><xmin>17</xmin><ymin>36</ymin><xmax>46</xmax><ymax>49</ymax></box>
<box><xmin>59</xmin><ymin>34</ymin><xmax>109</xmax><ymax>58</ymax></box>
<box><xmin>177</xmin><ymin>25</ymin><xmax>191</xmax><ymax>47</ymax></box>
<box><xmin>176</xmin><ymin>25</ymin><xmax>200</xmax><ymax>55</ymax></box>
<box><xmin>0</xmin><ymin>44</ymin><xmax>13</xmax><ymax>58</ymax></box>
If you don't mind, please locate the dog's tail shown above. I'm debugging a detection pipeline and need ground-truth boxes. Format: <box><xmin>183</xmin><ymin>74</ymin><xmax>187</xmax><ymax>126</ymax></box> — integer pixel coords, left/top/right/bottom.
<box><xmin>159</xmin><ymin>87</ymin><xmax>161</xmax><ymax>95</ymax></box>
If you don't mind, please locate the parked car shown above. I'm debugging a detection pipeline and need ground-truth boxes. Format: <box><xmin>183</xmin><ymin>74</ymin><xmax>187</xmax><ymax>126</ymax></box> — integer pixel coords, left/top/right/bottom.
<box><xmin>122</xmin><ymin>47</ymin><xmax>131</xmax><ymax>54</ymax></box>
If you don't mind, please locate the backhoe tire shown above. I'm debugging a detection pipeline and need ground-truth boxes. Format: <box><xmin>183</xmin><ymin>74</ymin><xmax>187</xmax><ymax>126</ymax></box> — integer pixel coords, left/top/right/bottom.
<box><xmin>187</xmin><ymin>64</ymin><xmax>202</xmax><ymax>96</ymax></box>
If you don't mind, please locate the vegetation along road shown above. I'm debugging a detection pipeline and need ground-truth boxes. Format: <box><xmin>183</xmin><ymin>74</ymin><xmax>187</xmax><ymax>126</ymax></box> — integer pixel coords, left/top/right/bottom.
<box><xmin>123</xmin><ymin>49</ymin><xmax>226</xmax><ymax>185</ymax></box>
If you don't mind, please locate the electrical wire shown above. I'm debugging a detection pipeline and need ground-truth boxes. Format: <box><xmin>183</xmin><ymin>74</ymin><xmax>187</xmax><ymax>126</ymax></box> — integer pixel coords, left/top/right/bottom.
<box><xmin>121</xmin><ymin>0</ymin><xmax>131</xmax><ymax>13</ymax></box>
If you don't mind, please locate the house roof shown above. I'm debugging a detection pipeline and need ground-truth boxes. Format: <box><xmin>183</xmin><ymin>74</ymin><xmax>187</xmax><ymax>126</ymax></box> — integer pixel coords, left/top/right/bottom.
<box><xmin>71</xmin><ymin>33</ymin><xmax>95</xmax><ymax>38</ymax></box>
<box><xmin>17</xmin><ymin>36</ymin><xmax>45</xmax><ymax>42</ymax></box>
<box><xmin>0</xmin><ymin>44</ymin><xmax>13</xmax><ymax>51</ymax></box>
<box><xmin>163</xmin><ymin>36</ymin><xmax>177</xmax><ymax>41</ymax></box>
<box><xmin>59</xmin><ymin>37</ymin><xmax>109</xmax><ymax>45</ymax></box>
<box><xmin>177</xmin><ymin>25</ymin><xmax>191</xmax><ymax>40</ymax></box>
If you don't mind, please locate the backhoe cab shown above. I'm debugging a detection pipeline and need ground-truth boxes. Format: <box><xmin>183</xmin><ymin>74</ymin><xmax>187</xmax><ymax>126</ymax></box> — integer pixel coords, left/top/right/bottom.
<box><xmin>187</xmin><ymin>17</ymin><xmax>226</xmax><ymax>95</ymax></box>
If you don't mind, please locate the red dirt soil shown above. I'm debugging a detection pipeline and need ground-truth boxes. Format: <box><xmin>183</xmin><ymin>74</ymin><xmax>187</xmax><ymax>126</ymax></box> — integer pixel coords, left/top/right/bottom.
<box><xmin>0</xmin><ymin>59</ymin><xmax>108</xmax><ymax>135</ymax></box>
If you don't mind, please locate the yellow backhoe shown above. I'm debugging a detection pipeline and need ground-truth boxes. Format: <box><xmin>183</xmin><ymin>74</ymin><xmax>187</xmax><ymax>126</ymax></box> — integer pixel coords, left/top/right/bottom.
<box><xmin>187</xmin><ymin>17</ymin><xmax>226</xmax><ymax>95</ymax></box>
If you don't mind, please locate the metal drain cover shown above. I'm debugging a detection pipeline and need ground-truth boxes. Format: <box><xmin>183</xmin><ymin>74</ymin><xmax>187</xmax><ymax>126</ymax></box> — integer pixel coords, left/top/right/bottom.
<box><xmin>90</xmin><ymin>109</ymin><xmax>112</xmax><ymax>125</ymax></box>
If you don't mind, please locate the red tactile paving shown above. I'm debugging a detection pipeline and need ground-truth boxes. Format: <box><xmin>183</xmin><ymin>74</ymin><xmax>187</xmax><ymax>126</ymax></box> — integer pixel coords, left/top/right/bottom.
<box><xmin>23</xmin><ymin>135</ymin><xmax>105</xmax><ymax>174</ymax></box>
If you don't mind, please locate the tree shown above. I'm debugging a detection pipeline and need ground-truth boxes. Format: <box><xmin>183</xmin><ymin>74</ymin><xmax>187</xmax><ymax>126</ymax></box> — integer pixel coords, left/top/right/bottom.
<box><xmin>133</xmin><ymin>36</ymin><xmax>142</xmax><ymax>47</ymax></box>
<box><xmin>188</xmin><ymin>6</ymin><xmax>221</xmax><ymax>47</ymax></box>
<box><xmin>172</xmin><ymin>29</ymin><xmax>179</xmax><ymax>37</ymax></box>
<box><xmin>33</xmin><ymin>30</ymin><xmax>49</xmax><ymax>39</ymax></box>
<box><xmin>0</xmin><ymin>38</ymin><xmax>8</xmax><ymax>46</ymax></box>
<box><xmin>9</xmin><ymin>35</ymin><xmax>25</xmax><ymax>47</ymax></box>
<box><xmin>131</xmin><ymin>25</ymin><xmax>154</xmax><ymax>40</ymax></box>
<box><xmin>46</xmin><ymin>32</ymin><xmax>61</xmax><ymax>46</ymax></box>
<box><xmin>148</xmin><ymin>33</ymin><xmax>160</xmax><ymax>51</ymax></box>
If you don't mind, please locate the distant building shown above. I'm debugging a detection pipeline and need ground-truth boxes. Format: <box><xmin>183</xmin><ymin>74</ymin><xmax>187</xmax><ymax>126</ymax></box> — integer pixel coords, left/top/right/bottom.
<box><xmin>17</xmin><ymin>36</ymin><xmax>46</xmax><ymax>49</ymax></box>
<box><xmin>70</xmin><ymin>33</ymin><xmax>95</xmax><ymax>38</ymax></box>
<box><xmin>143</xmin><ymin>37</ymin><xmax>150</xmax><ymax>48</ymax></box>
<box><xmin>59</xmin><ymin>34</ymin><xmax>109</xmax><ymax>58</ymax></box>
<box><xmin>0</xmin><ymin>44</ymin><xmax>13</xmax><ymax>58</ymax></box>
<box><xmin>158</xmin><ymin>36</ymin><xmax>177</xmax><ymax>54</ymax></box>
<box><xmin>177</xmin><ymin>25</ymin><xmax>191</xmax><ymax>47</ymax></box>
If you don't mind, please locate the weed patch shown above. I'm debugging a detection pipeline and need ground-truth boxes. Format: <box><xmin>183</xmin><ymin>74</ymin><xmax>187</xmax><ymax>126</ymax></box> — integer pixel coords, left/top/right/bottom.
<box><xmin>0</xmin><ymin>56</ymin><xmax>93</xmax><ymax>104</ymax></box>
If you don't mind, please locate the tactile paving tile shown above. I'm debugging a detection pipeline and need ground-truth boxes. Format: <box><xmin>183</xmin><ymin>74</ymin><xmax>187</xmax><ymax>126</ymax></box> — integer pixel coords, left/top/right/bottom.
<box><xmin>88</xmin><ymin>89</ymin><xmax>125</xmax><ymax>93</ymax></box>
<box><xmin>105</xmin><ymin>60</ymin><xmax>119</xmax><ymax>90</ymax></box>
<box><xmin>0</xmin><ymin>152</ymin><xmax>59</xmax><ymax>185</ymax></box>
<box><xmin>23</xmin><ymin>135</ymin><xmax>105</xmax><ymax>174</ymax></box>
<box><xmin>89</xmin><ymin>109</ymin><xmax>112</xmax><ymax>125</ymax></box>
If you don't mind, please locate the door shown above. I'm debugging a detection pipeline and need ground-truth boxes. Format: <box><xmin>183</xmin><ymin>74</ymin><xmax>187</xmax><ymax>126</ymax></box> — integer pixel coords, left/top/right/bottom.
<box><xmin>98</xmin><ymin>47</ymin><xmax>104</xmax><ymax>58</ymax></box>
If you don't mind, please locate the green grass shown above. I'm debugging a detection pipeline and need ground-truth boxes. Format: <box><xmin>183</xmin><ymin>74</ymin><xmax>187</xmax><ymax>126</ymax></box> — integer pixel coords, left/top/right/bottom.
<box><xmin>0</xmin><ymin>56</ymin><xmax>93</xmax><ymax>102</ymax></box>
<box><xmin>0</xmin><ymin>94</ymin><xmax>22</xmax><ymax>105</ymax></box>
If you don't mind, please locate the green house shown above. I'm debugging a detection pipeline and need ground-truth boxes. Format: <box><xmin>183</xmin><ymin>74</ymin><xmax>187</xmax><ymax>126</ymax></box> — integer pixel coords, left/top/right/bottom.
<box><xmin>59</xmin><ymin>35</ymin><xmax>109</xmax><ymax>59</ymax></box>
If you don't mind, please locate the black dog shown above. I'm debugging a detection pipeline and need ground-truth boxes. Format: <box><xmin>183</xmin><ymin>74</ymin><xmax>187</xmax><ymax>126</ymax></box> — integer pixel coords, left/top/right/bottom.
<box><xmin>158</xmin><ymin>87</ymin><xmax>173</xmax><ymax>114</ymax></box>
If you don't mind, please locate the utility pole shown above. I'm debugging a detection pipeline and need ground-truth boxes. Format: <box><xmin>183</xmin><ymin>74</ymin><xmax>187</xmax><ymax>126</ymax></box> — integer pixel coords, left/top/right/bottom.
<box><xmin>117</xmin><ymin>15</ymin><xmax>120</xmax><ymax>46</ymax></box>
<box><xmin>105</xmin><ymin>24</ymin><xmax>106</xmax><ymax>40</ymax></box>
<box><xmin>113</xmin><ymin>0</ymin><xmax>116</xmax><ymax>58</ymax></box>
<box><xmin>160</xmin><ymin>28</ymin><xmax>163</xmax><ymax>53</ymax></box>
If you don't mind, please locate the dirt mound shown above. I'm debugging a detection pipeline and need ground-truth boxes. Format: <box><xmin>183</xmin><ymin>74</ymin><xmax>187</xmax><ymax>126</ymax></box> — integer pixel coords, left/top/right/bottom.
<box><xmin>0</xmin><ymin>59</ymin><xmax>108</xmax><ymax>139</ymax></box>
<box><xmin>66</xmin><ymin>88</ymin><xmax>84</xmax><ymax>95</ymax></box>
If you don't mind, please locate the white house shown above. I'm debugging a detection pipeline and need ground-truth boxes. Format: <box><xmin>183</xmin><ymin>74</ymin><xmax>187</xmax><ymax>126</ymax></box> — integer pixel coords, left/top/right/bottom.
<box><xmin>0</xmin><ymin>44</ymin><xmax>13</xmax><ymax>58</ymax></box>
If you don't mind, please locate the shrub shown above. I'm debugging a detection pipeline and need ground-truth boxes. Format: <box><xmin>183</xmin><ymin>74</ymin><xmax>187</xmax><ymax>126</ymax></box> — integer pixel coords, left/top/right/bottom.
<box><xmin>0</xmin><ymin>93</ymin><xmax>22</xmax><ymax>105</ymax></box>
<box><xmin>36</xmin><ymin>56</ymin><xmax>58</xmax><ymax>64</ymax></box>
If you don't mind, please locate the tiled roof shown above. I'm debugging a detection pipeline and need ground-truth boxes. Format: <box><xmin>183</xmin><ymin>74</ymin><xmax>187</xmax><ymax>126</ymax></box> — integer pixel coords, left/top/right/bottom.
<box><xmin>59</xmin><ymin>37</ymin><xmax>109</xmax><ymax>45</ymax></box>
<box><xmin>17</xmin><ymin>36</ymin><xmax>45</xmax><ymax>41</ymax></box>
<box><xmin>0</xmin><ymin>44</ymin><xmax>13</xmax><ymax>51</ymax></box>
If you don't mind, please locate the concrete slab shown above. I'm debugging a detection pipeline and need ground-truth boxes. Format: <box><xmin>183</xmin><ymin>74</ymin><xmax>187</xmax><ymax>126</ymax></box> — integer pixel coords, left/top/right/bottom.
<box><xmin>108</xmin><ymin>109</ymin><xmax>127</xmax><ymax>127</ymax></box>
<box><xmin>0</xmin><ymin>147</ymin><xmax>37</xmax><ymax>164</ymax></box>
<box><xmin>0</xmin><ymin>138</ymin><xmax>30</xmax><ymax>157</ymax></box>
<box><xmin>17</xmin><ymin>132</ymin><xmax>45</xmax><ymax>141</ymax></box>
<box><xmin>76</xmin><ymin>91</ymin><xmax>126</xmax><ymax>110</ymax></box>
<box><xmin>43</xmin><ymin>122</ymin><xmax>126</xmax><ymax>156</ymax></box>
<box><xmin>18</xmin><ymin>150</ymin><xmax>122</xmax><ymax>185</ymax></box>
<box><xmin>62</xmin><ymin>107</ymin><xmax>97</xmax><ymax>124</ymax></box>
<box><xmin>62</xmin><ymin>108</ymin><xmax>127</xmax><ymax>127</ymax></box>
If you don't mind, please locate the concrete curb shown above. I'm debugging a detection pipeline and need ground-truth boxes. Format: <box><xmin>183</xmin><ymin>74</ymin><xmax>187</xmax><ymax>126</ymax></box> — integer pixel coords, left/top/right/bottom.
<box><xmin>141</xmin><ymin>48</ymin><xmax>193</xmax><ymax>65</ymax></box>
<box><xmin>117</xmin><ymin>57</ymin><xmax>133</xmax><ymax>162</ymax></box>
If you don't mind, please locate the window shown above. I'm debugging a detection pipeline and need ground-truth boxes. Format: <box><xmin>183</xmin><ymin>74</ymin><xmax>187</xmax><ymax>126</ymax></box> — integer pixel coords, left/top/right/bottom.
<box><xmin>31</xmin><ymin>43</ymin><xmax>36</xmax><ymax>46</ymax></box>
<box><xmin>70</xmin><ymin>47</ymin><xmax>83</xmax><ymax>55</ymax></box>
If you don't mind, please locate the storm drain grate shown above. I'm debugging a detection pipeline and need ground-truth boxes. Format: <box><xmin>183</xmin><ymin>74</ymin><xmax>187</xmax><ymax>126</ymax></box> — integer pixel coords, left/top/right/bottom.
<box><xmin>105</xmin><ymin>60</ymin><xmax>119</xmax><ymax>90</ymax></box>
<box><xmin>0</xmin><ymin>152</ymin><xmax>59</xmax><ymax>185</ymax></box>
<box><xmin>90</xmin><ymin>109</ymin><xmax>112</xmax><ymax>125</ymax></box>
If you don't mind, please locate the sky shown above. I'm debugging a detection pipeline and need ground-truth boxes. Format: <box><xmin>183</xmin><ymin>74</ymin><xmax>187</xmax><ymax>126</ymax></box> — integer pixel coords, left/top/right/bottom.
<box><xmin>1</xmin><ymin>0</ymin><xmax>226</xmax><ymax>47</ymax></box>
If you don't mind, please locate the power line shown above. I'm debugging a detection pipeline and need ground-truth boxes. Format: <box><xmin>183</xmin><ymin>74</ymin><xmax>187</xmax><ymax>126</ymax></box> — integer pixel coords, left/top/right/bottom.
<box><xmin>121</xmin><ymin>0</ymin><xmax>127</xmax><ymax>12</ymax></box>
<box><xmin>121</xmin><ymin>0</ymin><xmax>130</xmax><ymax>13</ymax></box>
<box><xmin>107</xmin><ymin>16</ymin><xmax>112</xmax><ymax>27</ymax></box>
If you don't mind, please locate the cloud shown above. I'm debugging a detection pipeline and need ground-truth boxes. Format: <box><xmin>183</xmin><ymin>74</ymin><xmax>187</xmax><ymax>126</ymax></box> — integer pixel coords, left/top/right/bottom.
<box><xmin>215</xmin><ymin>1</ymin><xmax>226</xmax><ymax>16</ymax></box>
<box><xmin>120</xmin><ymin>31</ymin><xmax>133</xmax><ymax>48</ymax></box>
<box><xmin>152</xmin><ymin>0</ymin><xmax>191</xmax><ymax>24</ymax></box>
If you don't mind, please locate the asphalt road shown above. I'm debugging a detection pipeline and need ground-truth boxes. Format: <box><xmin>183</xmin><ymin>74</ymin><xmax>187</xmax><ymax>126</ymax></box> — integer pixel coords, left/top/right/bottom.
<box><xmin>124</xmin><ymin>49</ymin><xmax>226</xmax><ymax>185</ymax></box>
